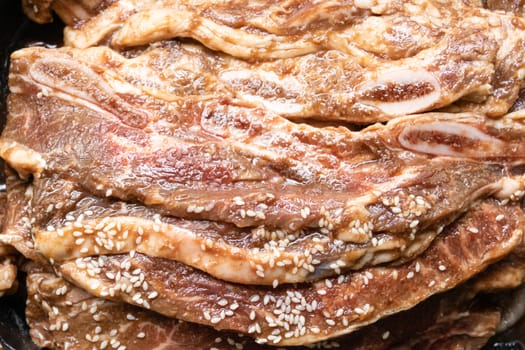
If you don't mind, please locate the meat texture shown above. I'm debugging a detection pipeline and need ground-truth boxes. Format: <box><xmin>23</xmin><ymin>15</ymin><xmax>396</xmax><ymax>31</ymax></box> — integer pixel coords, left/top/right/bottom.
<box><xmin>3</xmin><ymin>45</ymin><xmax>525</xmax><ymax>286</ymax></box>
<box><xmin>27</xmin><ymin>257</ymin><xmax>525</xmax><ymax>350</ymax></box>
<box><xmin>0</xmin><ymin>190</ymin><xmax>19</xmax><ymax>297</ymax></box>
<box><xmin>18</xmin><ymin>1</ymin><xmax>525</xmax><ymax>121</ymax></box>
<box><xmin>5</xmin><ymin>120</ymin><xmax>525</xmax><ymax>344</ymax></box>
<box><xmin>52</xmin><ymin>199</ymin><xmax>524</xmax><ymax>345</ymax></box>
<box><xmin>7</xmin><ymin>1</ymin><xmax>525</xmax><ymax>348</ymax></box>
<box><xmin>22</xmin><ymin>0</ymin><xmax>109</xmax><ymax>24</ymax></box>
<box><xmin>485</xmin><ymin>0</ymin><xmax>525</xmax><ymax>16</ymax></box>
<box><xmin>26</xmin><ymin>264</ymin><xmax>244</xmax><ymax>350</ymax></box>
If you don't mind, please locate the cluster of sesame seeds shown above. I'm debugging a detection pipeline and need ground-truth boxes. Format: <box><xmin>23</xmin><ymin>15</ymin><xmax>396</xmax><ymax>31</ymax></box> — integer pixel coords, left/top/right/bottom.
<box><xmin>59</xmin><ymin>214</ymin><xmax>133</xmax><ymax>255</ymax></box>
<box><xmin>186</xmin><ymin>202</ymin><xmax>215</xmax><ymax>214</ymax></box>
<box><xmin>252</xmin><ymin>226</ymin><xmax>300</xmax><ymax>246</ymax></box>
<box><xmin>381</xmin><ymin>192</ymin><xmax>431</xmax><ymax>219</ymax></box>
<box><xmin>344</xmin><ymin>217</ymin><xmax>374</xmax><ymax>242</ymax></box>
<box><xmin>46</xmin><ymin>304</ymin><xmax>70</xmax><ymax>333</ymax></box>
<box><xmin>25</xmin><ymin>176</ymin><xmax>518</xmax><ymax>349</ymax></box>
<box><xmin>328</xmin><ymin>259</ymin><xmax>346</xmax><ymax>275</ymax></box>
<box><xmin>74</xmin><ymin>254</ymin><xmax>159</xmax><ymax>310</ymax></box>
<box><xmin>301</xmin><ymin>206</ymin><xmax>311</xmax><ymax>219</ymax></box>
<box><xmin>202</xmin><ymin>298</ymin><xmax>240</xmax><ymax>325</ymax></box>
<box><xmin>249</xmin><ymin>227</ymin><xmax>326</xmax><ymax>280</ymax></box>
<box><xmin>252</xmin><ymin>289</ymin><xmax>319</xmax><ymax>344</ymax></box>
<box><xmin>240</xmin><ymin>274</ymin><xmax>376</xmax><ymax>346</ymax></box>
<box><xmin>36</xmin><ymin>87</ymin><xmax>50</xmax><ymax>98</ymax></box>
<box><xmin>317</xmin><ymin>206</ymin><xmax>337</xmax><ymax>235</ymax></box>
<box><xmin>509</xmin><ymin>188</ymin><xmax>525</xmax><ymax>202</ymax></box>
<box><xmin>370</xmin><ymin>235</ymin><xmax>388</xmax><ymax>248</ymax></box>
<box><xmin>379</xmin><ymin>191</ymin><xmax>434</xmax><ymax>241</ymax></box>
<box><xmin>231</xmin><ymin>196</ymin><xmax>270</xmax><ymax>221</ymax></box>
<box><xmin>404</xmin><ymin>261</ymin><xmax>424</xmax><ymax>280</ymax></box>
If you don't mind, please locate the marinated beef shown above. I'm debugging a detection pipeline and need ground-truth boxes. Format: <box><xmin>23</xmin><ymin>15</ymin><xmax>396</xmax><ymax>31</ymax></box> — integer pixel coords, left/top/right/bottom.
<box><xmin>26</xmin><ymin>236</ymin><xmax>525</xmax><ymax>350</ymax></box>
<box><xmin>0</xmin><ymin>191</ymin><xmax>19</xmax><ymax>297</ymax></box>
<box><xmin>3</xmin><ymin>45</ymin><xmax>525</xmax><ymax>285</ymax></box>
<box><xmin>54</xmin><ymin>199</ymin><xmax>524</xmax><ymax>345</ymax></box>
<box><xmin>19</xmin><ymin>1</ymin><xmax>525</xmax><ymax>121</ymax></box>
<box><xmin>3</xmin><ymin>1</ymin><xmax>525</xmax><ymax>349</ymax></box>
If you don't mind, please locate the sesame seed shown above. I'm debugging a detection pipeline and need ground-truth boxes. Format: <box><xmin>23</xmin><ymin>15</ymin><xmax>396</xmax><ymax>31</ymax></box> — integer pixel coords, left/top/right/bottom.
<box><xmin>300</xmin><ymin>207</ymin><xmax>310</xmax><ymax>219</ymax></box>
<box><xmin>467</xmin><ymin>227</ymin><xmax>479</xmax><ymax>233</ymax></box>
<box><xmin>203</xmin><ymin>311</ymin><xmax>211</xmax><ymax>321</ymax></box>
<box><xmin>326</xmin><ymin>319</ymin><xmax>336</xmax><ymax>326</ymax></box>
<box><xmin>310</xmin><ymin>326</ymin><xmax>321</xmax><ymax>334</ymax></box>
<box><xmin>438</xmin><ymin>265</ymin><xmax>447</xmax><ymax>271</ymax></box>
<box><xmin>233</xmin><ymin>196</ymin><xmax>245</xmax><ymax>205</ymax></box>
<box><xmin>406</xmin><ymin>271</ymin><xmax>414</xmax><ymax>279</ymax></box>
<box><xmin>496</xmin><ymin>214</ymin><xmax>505</xmax><ymax>221</ymax></box>
<box><xmin>382</xmin><ymin>330</ymin><xmax>390</xmax><ymax>339</ymax></box>
<box><xmin>137</xmin><ymin>332</ymin><xmax>146</xmax><ymax>338</ymax></box>
<box><xmin>391</xmin><ymin>207</ymin><xmax>402</xmax><ymax>214</ymax></box>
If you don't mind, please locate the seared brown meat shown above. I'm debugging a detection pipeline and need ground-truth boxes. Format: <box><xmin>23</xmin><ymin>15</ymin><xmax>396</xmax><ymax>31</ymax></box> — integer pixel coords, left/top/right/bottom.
<box><xmin>28</xmin><ymin>258</ymin><xmax>525</xmax><ymax>350</ymax></box>
<box><xmin>26</xmin><ymin>264</ymin><xmax>244</xmax><ymax>350</ymax></box>
<box><xmin>28</xmin><ymin>174</ymin><xmax>442</xmax><ymax>285</ymax></box>
<box><xmin>20</xmin><ymin>0</ymin><xmax>468</xmax><ymax>54</ymax></box>
<box><xmin>22</xmin><ymin>0</ymin><xmax>110</xmax><ymax>24</ymax></box>
<box><xmin>3</xmin><ymin>45</ymin><xmax>525</xmax><ymax>285</ymax></box>
<box><xmin>0</xmin><ymin>190</ymin><xmax>19</xmax><ymax>297</ymax></box>
<box><xmin>0</xmin><ymin>253</ymin><xmax>17</xmax><ymax>297</ymax></box>
<box><xmin>485</xmin><ymin>0</ymin><xmax>525</xmax><ymax>16</ymax></box>
<box><xmin>53</xmin><ymin>199</ymin><xmax>524</xmax><ymax>345</ymax></box>
<box><xmin>7</xmin><ymin>1</ymin><xmax>525</xmax><ymax>349</ymax></box>
<box><xmin>18</xmin><ymin>2</ymin><xmax>525</xmax><ymax>121</ymax></box>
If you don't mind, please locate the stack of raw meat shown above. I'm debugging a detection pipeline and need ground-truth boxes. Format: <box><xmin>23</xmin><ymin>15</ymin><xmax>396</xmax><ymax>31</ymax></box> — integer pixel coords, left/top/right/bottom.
<box><xmin>1</xmin><ymin>0</ymin><xmax>525</xmax><ymax>348</ymax></box>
